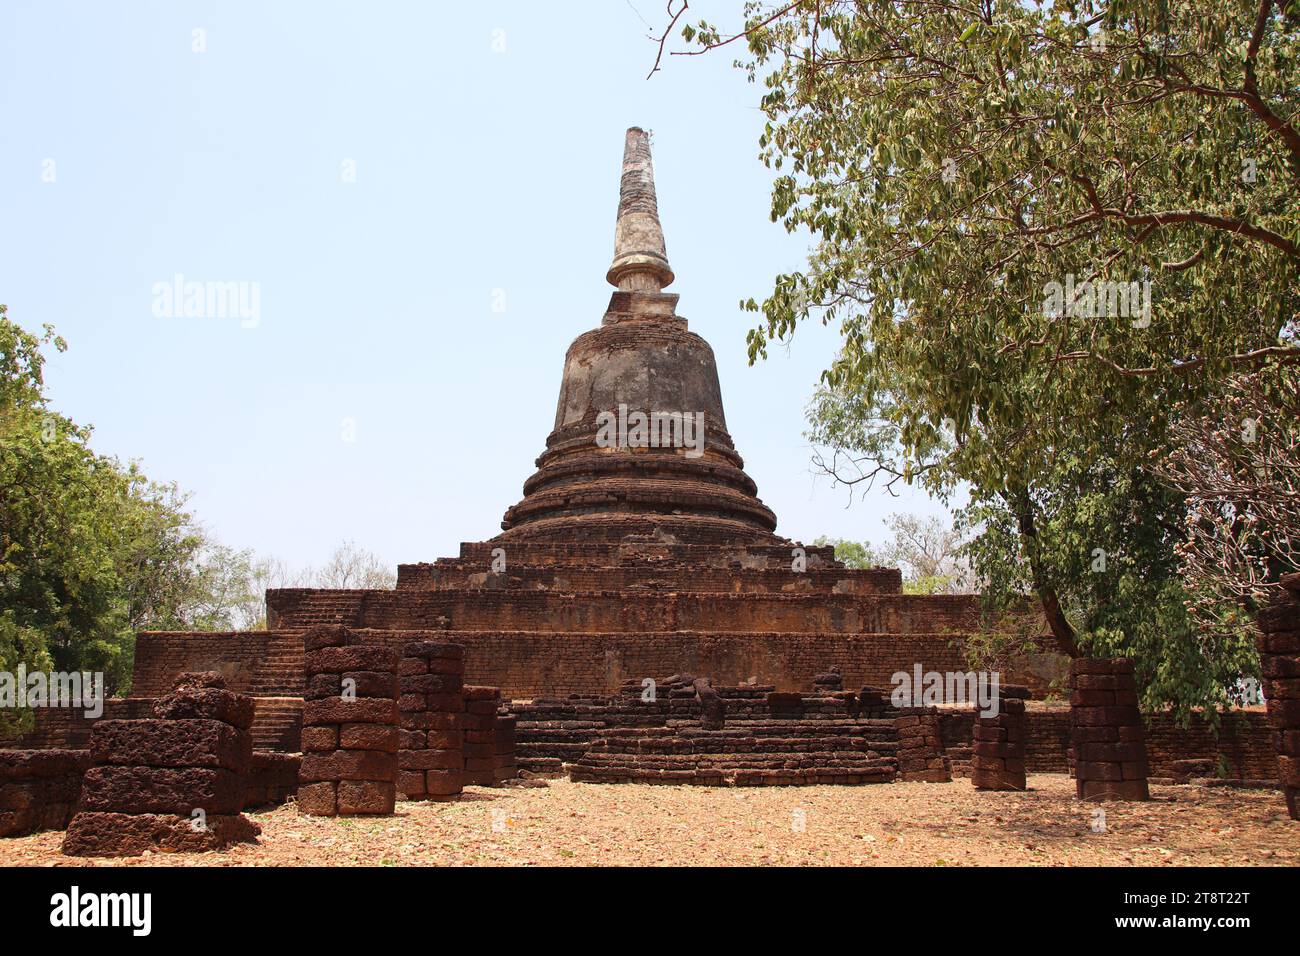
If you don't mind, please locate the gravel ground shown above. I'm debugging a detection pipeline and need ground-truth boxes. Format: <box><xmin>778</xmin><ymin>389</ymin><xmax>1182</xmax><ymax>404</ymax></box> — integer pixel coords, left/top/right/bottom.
<box><xmin>2</xmin><ymin>775</ymin><xmax>1295</xmax><ymax>867</ymax></box>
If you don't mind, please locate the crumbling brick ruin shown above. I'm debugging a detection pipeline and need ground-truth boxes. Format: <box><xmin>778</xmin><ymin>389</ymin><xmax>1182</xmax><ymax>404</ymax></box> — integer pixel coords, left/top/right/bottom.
<box><xmin>532</xmin><ymin>674</ymin><xmax>897</xmax><ymax>786</ymax></box>
<box><xmin>0</xmin><ymin>750</ymin><xmax>88</xmax><ymax>837</ymax></box>
<box><xmin>63</xmin><ymin>673</ymin><xmax>261</xmax><ymax>856</ymax></box>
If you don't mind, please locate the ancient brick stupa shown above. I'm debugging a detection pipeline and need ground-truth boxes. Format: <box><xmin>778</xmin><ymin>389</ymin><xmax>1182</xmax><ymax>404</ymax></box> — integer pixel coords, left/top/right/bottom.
<box><xmin>494</xmin><ymin>126</ymin><xmax>779</xmax><ymax>546</ymax></box>
<box><xmin>128</xmin><ymin>128</ymin><xmax>1035</xmax><ymax>753</ymax></box>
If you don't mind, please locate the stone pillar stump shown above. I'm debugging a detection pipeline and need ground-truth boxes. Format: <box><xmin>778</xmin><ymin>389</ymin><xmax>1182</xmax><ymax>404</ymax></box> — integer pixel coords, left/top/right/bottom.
<box><xmin>297</xmin><ymin>625</ymin><xmax>399</xmax><ymax>816</ymax></box>
<box><xmin>1257</xmin><ymin>574</ymin><xmax>1300</xmax><ymax>820</ymax></box>
<box><xmin>1070</xmin><ymin>658</ymin><xmax>1149</xmax><ymax>801</ymax></box>
<box><xmin>971</xmin><ymin>684</ymin><xmax>1029</xmax><ymax>791</ymax></box>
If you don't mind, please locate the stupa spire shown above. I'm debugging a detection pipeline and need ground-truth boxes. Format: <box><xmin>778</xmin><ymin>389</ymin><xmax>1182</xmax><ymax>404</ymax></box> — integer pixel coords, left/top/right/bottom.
<box><xmin>606</xmin><ymin>127</ymin><xmax>675</xmax><ymax>292</ymax></box>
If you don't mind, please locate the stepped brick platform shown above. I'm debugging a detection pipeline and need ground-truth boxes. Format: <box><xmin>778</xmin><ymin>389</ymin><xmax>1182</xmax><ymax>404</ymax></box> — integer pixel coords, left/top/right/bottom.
<box><xmin>570</xmin><ymin>725</ymin><xmax>899</xmax><ymax>786</ymax></box>
<box><xmin>513</xmin><ymin>674</ymin><xmax>912</xmax><ymax>786</ymax></box>
<box><xmin>509</xmin><ymin>677</ymin><xmax>894</xmax><ymax>773</ymax></box>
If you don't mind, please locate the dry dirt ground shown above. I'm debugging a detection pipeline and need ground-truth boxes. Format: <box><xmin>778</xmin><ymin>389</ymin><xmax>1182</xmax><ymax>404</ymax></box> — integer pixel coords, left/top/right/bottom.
<box><xmin>2</xmin><ymin>774</ymin><xmax>1295</xmax><ymax>867</ymax></box>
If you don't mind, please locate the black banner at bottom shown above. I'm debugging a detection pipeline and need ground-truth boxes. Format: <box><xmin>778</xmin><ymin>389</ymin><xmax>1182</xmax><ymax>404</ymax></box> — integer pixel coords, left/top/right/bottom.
<box><xmin>0</xmin><ymin>864</ymin><xmax>1284</xmax><ymax>941</ymax></box>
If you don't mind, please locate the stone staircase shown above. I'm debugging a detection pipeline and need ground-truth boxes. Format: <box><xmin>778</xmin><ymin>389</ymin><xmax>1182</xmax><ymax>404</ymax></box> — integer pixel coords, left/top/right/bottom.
<box><xmin>569</xmin><ymin>721</ymin><xmax>899</xmax><ymax>786</ymax></box>
<box><xmin>509</xmin><ymin>681</ymin><xmax>907</xmax><ymax>786</ymax></box>
<box><xmin>250</xmin><ymin>697</ymin><xmax>303</xmax><ymax>752</ymax></box>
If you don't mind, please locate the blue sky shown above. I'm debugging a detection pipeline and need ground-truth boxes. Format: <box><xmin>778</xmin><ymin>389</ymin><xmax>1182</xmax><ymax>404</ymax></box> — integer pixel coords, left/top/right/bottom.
<box><xmin>0</xmin><ymin>0</ymin><xmax>951</xmax><ymax>571</ymax></box>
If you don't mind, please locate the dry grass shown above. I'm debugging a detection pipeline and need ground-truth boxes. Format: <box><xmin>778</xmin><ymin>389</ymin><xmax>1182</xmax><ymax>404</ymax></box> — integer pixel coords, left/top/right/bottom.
<box><xmin>2</xmin><ymin>775</ymin><xmax>1295</xmax><ymax>867</ymax></box>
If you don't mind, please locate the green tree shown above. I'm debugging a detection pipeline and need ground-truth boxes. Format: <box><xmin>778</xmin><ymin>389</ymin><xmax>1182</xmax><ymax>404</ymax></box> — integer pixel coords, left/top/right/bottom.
<box><xmin>1</xmin><ymin>305</ymin><xmax>257</xmax><ymax>731</ymax></box>
<box><xmin>813</xmin><ymin>536</ymin><xmax>881</xmax><ymax>570</ymax></box>
<box><xmin>816</xmin><ymin>512</ymin><xmax>976</xmax><ymax>592</ymax></box>
<box><xmin>667</xmin><ymin>0</ymin><xmax>1298</xmax><ymax>714</ymax></box>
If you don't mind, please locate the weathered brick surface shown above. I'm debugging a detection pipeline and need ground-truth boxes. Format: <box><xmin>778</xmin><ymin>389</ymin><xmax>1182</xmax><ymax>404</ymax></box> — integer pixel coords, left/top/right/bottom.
<box><xmin>296</xmin><ymin>627</ymin><xmax>399</xmax><ymax>816</ymax></box>
<box><xmin>396</xmin><ymin>642</ymin><xmax>466</xmax><ymax>799</ymax></box>
<box><xmin>80</xmin><ymin>765</ymin><xmax>246</xmax><ymax>815</ymax></box>
<box><xmin>61</xmin><ymin>673</ymin><xmax>261</xmax><ymax>856</ymax></box>
<box><xmin>63</xmin><ymin>811</ymin><xmax>260</xmax><ymax>857</ymax></box>
<box><xmin>152</xmin><ymin>686</ymin><xmax>254</xmax><ymax>730</ymax></box>
<box><xmin>88</xmin><ymin>719</ymin><xmax>251</xmax><ymax>772</ymax></box>
<box><xmin>0</xmin><ymin>749</ymin><xmax>89</xmax><ymax>837</ymax></box>
<box><xmin>1257</xmin><ymin>577</ymin><xmax>1300</xmax><ymax>819</ymax></box>
<box><xmin>1070</xmin><ymin>660</ymin><xmax>1150</xmax><ymax>801</ymax></box>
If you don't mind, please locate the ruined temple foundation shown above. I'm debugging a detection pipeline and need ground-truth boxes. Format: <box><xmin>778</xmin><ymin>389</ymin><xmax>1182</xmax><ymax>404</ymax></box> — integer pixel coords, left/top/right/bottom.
<box><xmin>1258</xmin><ymin>574</ymin><xmax>1300</xmax><ymax>819</ymax></box>
<box><xmin>18</xmin><ymin>127</ymin><xmax>1082</xmax><ymax>806</ymax></box>
<box><xmin>1070</xmin><ymin>659</ymin><xmax>1150</xmax><ymax>802</ymax></box>
<box><xmin>135</xmin><ymin>129</ymin><xmax>1056</xmax><ymax>715</ymax></box>
<box><xmin>561</xmin><ymin>675</ymin><xmax>901</xmax><ymax>786</ymax></box>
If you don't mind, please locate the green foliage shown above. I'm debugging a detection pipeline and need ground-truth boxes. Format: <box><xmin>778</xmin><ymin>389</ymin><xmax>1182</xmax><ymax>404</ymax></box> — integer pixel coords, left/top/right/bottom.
<box><xmin>813</xmin><ymin>536</ymin><xmax>880</xmax><ymax>569</ymax></box>
<box><xmin>814</xmin><ymin>512</ymin><xmax>974</xmax><ymax>592</ymax></box>
<box><xmin>688</xmin><ymin>1</ymin><xmax>1300</xmax><ymax>715</ymax></box>
<box><xmin>0</xmin><ymin>304</ymin><xmax>254</xmax><ymax>719</ymax></box>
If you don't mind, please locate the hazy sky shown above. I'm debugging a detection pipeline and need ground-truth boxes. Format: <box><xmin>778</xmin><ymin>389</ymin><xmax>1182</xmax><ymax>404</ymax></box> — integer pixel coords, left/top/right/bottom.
<box><xmin>1</xmin><ymin>0</ymin><xmax>952</xmax><ymax>571</ymax></box>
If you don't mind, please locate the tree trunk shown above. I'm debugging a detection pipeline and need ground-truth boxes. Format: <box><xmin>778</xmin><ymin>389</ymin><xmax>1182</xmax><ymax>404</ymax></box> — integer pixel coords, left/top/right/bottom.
<box><xmin>1006</xmin><ymin>487</ymin><xmax>1080</xmax><ymax>657</ymax></box>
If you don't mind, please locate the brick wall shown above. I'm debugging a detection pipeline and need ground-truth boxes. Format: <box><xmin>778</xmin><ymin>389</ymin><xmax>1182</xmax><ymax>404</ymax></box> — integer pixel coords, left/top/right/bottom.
<box><xmin>10</xmin><ymin>697</ymin><xmax>301</xmax><ymax>755</ymax></box>
<box><xmin>132</xmin><ymin>631</ymin><xmax>302</xmax><ymax>697</ymax></box>
<box><xmin>1014</xmin><ymin>708</ymin><xmax>1276</xmax><ymax>781</ymax></box>
<box><xmin>8</xmin><ymin>699</ymin><xmax>155</xmax><ymax>750</ymax></box>
<box><xmin>396</xmin><ymin>564</ymin><xmax>905</xmax><ymax>594</ymax></box>
<box><xmin>353</xmin><ymin>629</ymin><xmax>1053</xmax><ymax>698</ymax></box>
<box><xmin>265</xmin><ymin>588</ymin><xmax>987</xmax><ymax>635</ymax></box>
<box><xmin>118</xmin><ymin>628</ymin><xmax>1062</xmax><ymax>701</ymax></box>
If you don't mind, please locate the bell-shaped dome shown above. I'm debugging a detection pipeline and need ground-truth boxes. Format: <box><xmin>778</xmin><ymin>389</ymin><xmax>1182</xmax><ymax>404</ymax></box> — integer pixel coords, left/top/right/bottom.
<box><xmin>496</xmin><ymin>129</ymin><xmax>778</xmax><ymax>544</ymax></box>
